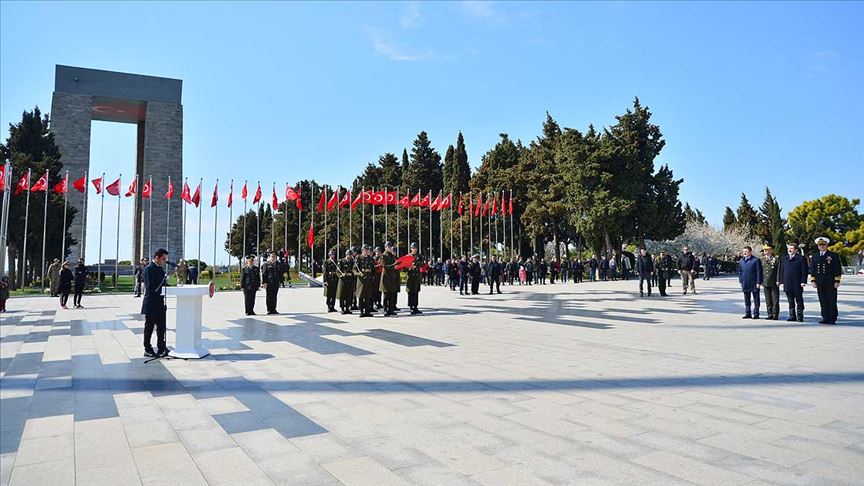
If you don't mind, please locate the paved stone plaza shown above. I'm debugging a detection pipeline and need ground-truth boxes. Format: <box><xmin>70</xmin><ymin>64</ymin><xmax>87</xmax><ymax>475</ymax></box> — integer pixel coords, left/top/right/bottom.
<box><xmin>1</xmin><ymin>276</ymin><xmax>862</xmax><ymax>485</ymax></box>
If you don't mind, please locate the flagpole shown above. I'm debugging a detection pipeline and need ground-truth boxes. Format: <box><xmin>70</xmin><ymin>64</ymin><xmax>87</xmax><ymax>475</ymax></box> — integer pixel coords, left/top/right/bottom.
<box><xmin>323</xmin><ymin>186</ymin><xmax>328</xmax><ymax>260</ymax></box>
<box><xmin>79</xmin><ymin>170</ymin><xmax>88</xmax><ymax>261</ymax></box>
<box><xmin>297</xmin><ymin>187</ymin><xmax>302</xmax><ymax>275</ymax></box>
<box><xmin>213</xmin><ymin>179</ymin><xmax>218</xmax><ymax>282</ymax></box>
<box><xmin>469</xmin><ymin>191</ymin><xmax>473</xmax><ymax>256</ymax></box>
<box><xmin>459</xmin><ymin>192</ymin><xmax>463</xmax><ymax>258</ymax></box>
<box><xmin>40</xmin><ymin>171</ymin><xmax>49</xmax><ymax>291</ymax></box>
<box><xmin>166</xmin><ymin>176</ymin><xmax>171</xmax><ymax>256</ymax></box>
<box><xmin>372</xmin><ymin>187</ymin><xmax>376</xmax><ymax>248</ymax></box>
<box><xmin>198</xmin><ymin>178</ymin><xmax>203</xmax><ymax>275</ymax></box>
<box><xmin>439</xmin><ymin>192</ymin><xmax>443</xmax><ymax>261</ymax></box>
<box><xmin>349</xmin><ymin>184</ymin><xmax>354</xmax><ymax>249</ymax></box>
<box><xmin>479</xmin><ymin>194</ymin><xmax>483</xmax><ymax>257</ymax></box>
<box><xmin>270</xmin><ymin>183</ymin><xmax>275</xmax><ymax>256</ymax></box>
<box><xmin>183</xmin><ymin>177</ymin><xmax>187</xmax><ymax>260</ymax></box>
<box><xmin>115</xmin><ymin>174</ymin><xmax>122</xmax><ymax>289</ymax></box>
<box><xmin>336</xmin><ymin>186</ymin><xmax>341</xmax><ymax>256</ymax></box>
<box><xmin>256</xmin><ymin>180</ymin><xmax>261</xmax><ymax>268</ymax></box>
<box><xmin>406</xmin><ymin>188</ymin><xmax>410</xmax><ymax>252</ymax></box>
<box><xmin>488</xmin><ymin>193</ymin><xmax>492</xmax><ymax>258</ymax></box>
<box><xmin>20</xmin><ymin>169</ymin><xmax>31</xmax><ymax>288</ymax></box>
<box><xmin>147</xmin><ymin>176</ymin><xmax>153</xmax><ymax>258</ymax></box>
<box><xmin>510</xmin><ymin>189</ymin><xmax>514</xmax><ymax>258</ymax></box>
<box><xmin>242</xmin><ymin>180</ymin><xmax>247</xmax><ymax>262</ymax></box>
<box><xmin>361</xmin><ymin>186</ymin><xmax>365</xmax><ymax>247</ymax></box>
<box><xmin>138</xmin><ymin>174</ymin><xmax>144</xmax><ymax>261</ymax></box>
<box><xmin>228</xmin><ymin>180</ymin><xmax>233</xmax><ymax>280</ymax></box>
<box><xmin>0</xmin><ymin>161</ymin><xmax>11</xmax><ymax>278</ymax></box>
<box><xmin>396</xmin><ymin>188</ymin><xmax>400</xmax><ymax>254</ymax></box>
<box><xmin>283</xmin><ymin>183</ymin><xmax>288</xmax><ymax>258</ymax></box>
<box><xmin>428</xmin><ymin>190</ymin><xmax>432</xmax><ymax>260</ymax></box>
<box><xmin>385</xmin><ymin>186</ymin><xmax>389</xmax><ymax>244</ymax></box>
<box><xmin>61</xmin><ymin>171</ymin><xmax>68</xmax><ymax>262</ymax></box>
<box><xmin>417</xmin><ymin>189</ymin><xmax>421</xmax><ymax>255</ymax></box>
<box><xmin>310</xmin><ymin>185</ymin><xmax>315</xmax><ymax>276</ymax></box>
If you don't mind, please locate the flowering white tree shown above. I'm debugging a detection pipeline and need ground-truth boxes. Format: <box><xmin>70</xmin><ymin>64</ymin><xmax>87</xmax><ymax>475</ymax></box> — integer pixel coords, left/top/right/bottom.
<box><xmin>646</xmin><ymin>221</ymin><xmax>762</xmax><ymax>259</ymax></box>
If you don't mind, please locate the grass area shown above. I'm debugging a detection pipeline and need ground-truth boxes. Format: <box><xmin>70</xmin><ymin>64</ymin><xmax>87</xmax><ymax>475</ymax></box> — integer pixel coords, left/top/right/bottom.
<box><xmin>9</xmin><ymin>272</ymin><xmax>307</xmax><ymax>297</ymax></box>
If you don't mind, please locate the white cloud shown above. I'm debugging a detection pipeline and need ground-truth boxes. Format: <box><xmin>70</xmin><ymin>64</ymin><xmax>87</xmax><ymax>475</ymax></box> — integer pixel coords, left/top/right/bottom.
<box><xmin>458</xmin><ymin>0</ymin><xmax>496</xmax><ymax>19</ymax></box>
<box><xmin>400</xmin><ymin>1</ymin><xmax>422</xmax><ymax>29</ymax></box>
<box><xmin>365</xmin><ymin>27</ymin><xmax>433</xmax><ymax>62</ymax></box>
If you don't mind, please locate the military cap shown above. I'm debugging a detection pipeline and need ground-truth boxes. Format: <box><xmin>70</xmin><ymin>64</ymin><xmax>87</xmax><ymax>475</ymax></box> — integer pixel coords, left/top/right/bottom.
<box><xmin>245</xmin><ymin>255</ymin><xmax>255</xmax><ymax>260</ymax></box>
<box><xmin>329</xmin><ymin>249</ymin><xmax>336</xmax><ymax>256</ymax></box>
<box><xmin>385</xmin><ymin>241</ymin><xmax>394</xmax><ymax>248</ymax></box>
<box><xmin>362</xmin><ymin>244</ymin><xmax>371</xmax><ymax>251</ymax></box>
<box><xmin>815</xmin><ymin>237</ymin><xmax>830</xmax><ymax>245</ymax></box>
<box><xmin>410</xmin><ymin>242</ymin><xmax>418</xmax><ymax>249</ymax></box>
<box><xmin>345</xmin><ymin>249</ymin><xmax>353</xmax><ymax>256</ymax></box>
<box><xmin>763</xmin><ymin>243</ymin><xmax>774</xmax><ymax>250</ymax></box>
<box><xmin>374</xmin><ymin>246</ymin><xmax>382</xmax><ymax>253</ymax></box>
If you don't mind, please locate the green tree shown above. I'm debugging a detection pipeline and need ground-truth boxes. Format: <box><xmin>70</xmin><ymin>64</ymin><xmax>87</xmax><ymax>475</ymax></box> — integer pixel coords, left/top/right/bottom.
<box><xmin>736</xmin><ymin>193</ymin><xmax>758</xmax><ymax>237</ymax></box>
<box><xmin>400</xmin><ymin>132</ymin><xmax>443</xmax><ymax>256</ymax></box>
<box><xmin>722</xmin><ymin>207</ymin><xmax>737</xmax><ymax>231</ymax></box>
<box><xmin>683</xmin><ymin>203</ymin><xmax>706</xmax><ymax>225</ymax></box>
<box><xmin>787</xmin><ymin>194</ymin><xmax>862</xmax><ymax>258</ymax></box>
<box><xmin>452</xmin><ymin>132</ymin><xmax>471</xmax><ymax>195</ymax></box>
<box><xmin>442</xmin><ymin>145</ymin><xmax>455</xmax><ymax>195</ymax></box>
<box><xmin>0</xmin><ymin>107</ymin><xmax>77</xmax><ymax>287</ymax></box>
<box><xmin>469</xmin><ymin>132</ymin><xmax>523</xmax><ymax>257</ymax></box>
<box><xmin>756</xmin><ymin>187</ymin><xmax>786</xmax><ymax>248</ymax></box>
<box><xmin>641</xmin><ymin>165</ymin><xmax>685</xmax><ymax>242</ymax></box>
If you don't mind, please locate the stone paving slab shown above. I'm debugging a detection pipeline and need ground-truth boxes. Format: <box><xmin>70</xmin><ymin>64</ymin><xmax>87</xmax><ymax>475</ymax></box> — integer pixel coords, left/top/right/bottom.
<box><xmin>1</xmin><ymin>276</ymin><xmax>863</xmax><ymax>485</ymax></box>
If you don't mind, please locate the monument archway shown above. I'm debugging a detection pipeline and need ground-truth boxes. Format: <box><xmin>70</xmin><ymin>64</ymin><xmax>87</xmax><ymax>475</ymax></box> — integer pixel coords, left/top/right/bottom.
<box><xmin>50</xmin><ymin>64</ymin><xmax>184</xmax><ymax>262</ymax></box>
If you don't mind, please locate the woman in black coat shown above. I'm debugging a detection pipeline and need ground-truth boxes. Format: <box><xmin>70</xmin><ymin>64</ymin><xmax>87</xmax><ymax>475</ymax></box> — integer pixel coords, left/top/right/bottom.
<box><xmin>58</xmin><ymin>261</ymin><xmax>74</xmax><ymax>309</ymax></box>
<box><xmin>73</xmin><ymin>258</ymin><xmax>87</xmax><ymax>308</ymax></box>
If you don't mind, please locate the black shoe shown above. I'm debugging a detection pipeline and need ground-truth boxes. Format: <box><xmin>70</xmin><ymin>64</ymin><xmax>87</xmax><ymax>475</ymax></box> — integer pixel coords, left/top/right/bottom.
<box><xmin>267</xmin><ymin>311</ymin><xmax>278</xmax><ymax>315</ymax></box>
<box><xmin>818</xmin><ymin>319</ymin><xmax>828</xmax><ymax>324</ymax></box>
<box><xmin>753</xmin><ymin>315</ymin><xmax>760</xmax><ymax>320</ymax></box>
<box><xmin>786</xmin><ymin>316</ymin><xmax>796</xmax><ymax>322</ymax></box>
<box><xmin>742</xmin><ymin>315</ymin><xmax>752</xmax><ymax>319</ymax></box>
<box><xmin>497</xmin><ymin>291</ymin><xmax>502</xmax><ymax>294</ymax></box>
<box><xmin>640</xmin><ymin>293</ymin><xmax>644</xmax><ymax>297</ymax></box>
<box><xmin>797</xmin><ymin>316</ymin><xmax>804</xmax><ymax>322</ymax></box>
<box><xmin>144</xmin><ymin>349</ymin><xmax>158</xmax><ymax>358</ymax></box>
<box><xmin>158</xmin><ymin>348</ymin><xmax>170</xmax><ymax>357</ymax></box>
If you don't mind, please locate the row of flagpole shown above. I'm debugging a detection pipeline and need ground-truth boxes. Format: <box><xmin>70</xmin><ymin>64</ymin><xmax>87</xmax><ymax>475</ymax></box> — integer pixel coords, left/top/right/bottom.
<box><xmin>1</xmin><ymin>163</ymin><xmax>520</xmax><ymax>288</ymax></box>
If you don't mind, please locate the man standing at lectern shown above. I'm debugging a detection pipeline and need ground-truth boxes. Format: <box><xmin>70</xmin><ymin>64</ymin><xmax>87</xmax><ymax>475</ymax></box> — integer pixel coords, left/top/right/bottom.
<box><xmin>142</xmin><ymin>248</ymin><xmax>169</xmax><ymax>358</ymax></box>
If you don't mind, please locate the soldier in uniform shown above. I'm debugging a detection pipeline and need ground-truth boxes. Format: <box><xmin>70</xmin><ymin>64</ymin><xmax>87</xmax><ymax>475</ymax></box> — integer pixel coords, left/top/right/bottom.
<box><xmin>761</xmin><ymin>244</ymin><xmax>781</xmax><ymax>320</ymax></box>
<box><xmin>323</xmin><ymin>250</ymin><xmax>339</xmax><ymax>313</ymax></box>
<box><xmin>379</xmin><ymin>241</ymin><xmax>400</xmax><ymax>316</ymax></box>
<box><xmin>354</xmin><ymin>244</ymin><xmax>377</xmax><ymax>317</ymax></box>
<box><xmin>350</xmin><ymin>247</ymin><xmax>360</xmax><ymax>310</ymax></box>
<box><xmin>810</xmin><ymin>237</ymin><xmax>842</xmax><ymax>324</ymax></box>
<box><xmin>261</xmin><ymin>252</ymin><xmax>282</xmax><ymax>315</ymax></box>
<box><xmin>175</xmin><ymin>259</ymin><xmax>189</xmax><ymax>285</ymax></box>
<box><xmin>654</xmin><ymin>250</ymin><xmax>673</xmax><ymax>297</ymax></box>
<box><xmin>336</xmin><ymin>249</ymin><xmax>356</xmax><ymax>314</ymax></box>
<box><xmin>779</xmin><ymin>242</ymin><xmax>808</xmax><ymax>322</ymax></box>
<box><xmin>46</xmin><ymin>258</ymin><xmax>61</xmax><ymax>297</ymax></box>
<box><xmin>373</xmin><ymin>246</ymin><xmax>384</xmax><ymax>310</ymax></box>
<box><xmin>240</xmin><ymin>256</ymin><xmax>260</xmax><ymax>316</ymax></box>
<box><xmin>404</xmin><ymin>242</ymin><xmax>425</xmax><ymax>314</ymax></box>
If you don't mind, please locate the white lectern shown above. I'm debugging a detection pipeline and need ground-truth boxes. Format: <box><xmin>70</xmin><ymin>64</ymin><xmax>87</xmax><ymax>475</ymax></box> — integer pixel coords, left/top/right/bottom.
<box><xmin>163</xmin><ymin>284</ymin><xmax>212</xmax><ymax>359</ymax></box>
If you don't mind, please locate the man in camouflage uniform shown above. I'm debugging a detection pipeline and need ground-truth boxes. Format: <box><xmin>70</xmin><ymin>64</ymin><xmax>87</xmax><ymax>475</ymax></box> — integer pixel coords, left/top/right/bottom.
<box><xmin>373</xmin><ymin>246</ymin><xmax>384</xmax><ymax>310</ymax></box>
<box><xmin>405</xmin><ymin>242</ymin><xmax>426</xmax><ymax>315</ymax></box>
<box><xmin>336</xmin><ymin>249</ymin><xmax>356</xmax><ymax>315</ymax></box>
<box><xmin>323</xmin><ymin>250</ymin><xmax>339</xmax><ymax>313</ymax></box>
<box><xmin>379</xmin><ymin>241</ymin><xmax>400</xmax><ymax>316</ymax></box>
<box><xmin>761</xmin><ymin>244</ymin><xmax>781</xmax><ymax>320</ymax></box>
<box><xmin>654</xmin><ymin>250</ymin><xmax>673</xmax><ymax>297</ymax></box>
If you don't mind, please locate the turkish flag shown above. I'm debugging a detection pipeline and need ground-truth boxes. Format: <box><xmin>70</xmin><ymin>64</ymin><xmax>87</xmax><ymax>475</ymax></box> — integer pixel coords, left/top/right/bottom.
<box><xmin>371</xmin><ymin>191</ymin><xmax>385</xmax><ymax>205</ymax></box>
<box><xmin>181</xmin><ymin>181</ymin><xmax>192</xmax><ymax>203</ymax></box>
<box><xmin>316</xmin><ymin>190</ymin><xmax>326</xmax><ymax>211</ymax></box>
<box><xmin>252</xmin><ymin>183</ymin><xmax>262</xmax><ymax>204</ymax></box>
<box><xmin>509</xmin><ymin>196</ymin><xmax>514</xmax><ymax>215</ymax></box>
<box><xmin>31</xmin><ymin>172</ymin><xmax>48</xmax><ymax>192</ymax></box>
<box><xmin>142</xmin><ymin>178</ymin><xmax>152</xmax><ymax>199</ymax></box>
<box><xmin>339</xmin><ymin>190</ymin><xmax>351</xmax><ymax>208</ymax></box>
<box><xmin>457</xmin><ymin>194</ymin><xmax>463</xmax><ymax>216</ymax></box>
<box><xmin>15</xmin><ymin>172</ymin><xmax>29</xmax><ymax>195</ymax></box>
<box><xmin>410</xmin><ymin>193</ymin><xmax>421</xmax><ymax>206</ymax></box>
<box><xmin>241</xmin><ymin>182</ymin><xmax>248</xmax><ymax>200</ymax></box>
<box><xmin>419</xmin><ymin>192</ymin><xmax>430</xmax><ymax>208</ymax></box>
<box><xmin>227</xmin><ymin>181</ymin><xmax>233</xmax><ymax>208</ymax></box>
<box><xmin>441</xmin><ymin>193</ymin><xmax>452</xmax><ymax>210</ymax></box>
<box><xmin>53</xmin><ymin>177</ymin><xmax>67</xmax><ymax>194</ymax></box>
<box><xmin>191</xmin><ymin>182</ymin><xmax>201</xmax><ymax>207</ymax></box>
<box><xmin>105</xmin><ymin>177</ymin><xmax>121</xmax><ymax>196</ymax></box>
<box><xmin>386</xmin><ymin>191</ymin><xmax>398</xmax><ymax>205</ymax></box>
<box><xmin>211</xmin><ymin>182</ymin><xmax>219</xmax><ymax>208</ymax></box>
<box><xmin>294</xmin><ymin>189</ymin><xmax>302</xmax><ymax>210</ymax></box>
<box><xmin>491</xmin><ymin>196</ymin><xmax>497</xmax><ymax>215</ymax></box>
<box><xmin>430</xmin><ymin>193</ymin><xmax>441</xmax><ymax>211</ymax></box>
<box><xmin>327</xmin><ymin>190</ymin><xmax>339</xmax><ymax>211</ymax></box>
<box><xmin>125</xmin><ymin>178</ymin><xmax>137</xmax><ymax>197</ymax></box>
<box><xmin>307</xmin><ymin>225</ymin><xmax>314</xmax><ymax>249</ymax></box>
<box><xmin>0</xmin><ymin>164</ymin><xmax>6</xmax><ymax>192</ymax></box>
<box><xmin>361</xmin><ymin>190</ymin><xmax>373</xmax><ymax>204</ymax></box>
<box><xmin>271</xmin><ymin>186</ymin><xmax>279</xmax><ymax>210</ymax></box>
<box><xmin>165</xmin><ymin>179</ymin><xmax>175</xmax><ymax>199</ymax></box>
<box><xmin>398</xmin><ymin>195</ymin><xmax>410</xmax><ymax>208</ymax></box>
<box><xmin>285</xmin><ymin>186</ymin><xmax>299</xmax><ymax>201</ymax></box>
<box><xmin>72</xmin><ymin>176</ymin><xmax>86</xmax><ymax>193</ymax></box>
<box><xmin>351</xmin><ymin>191</ymin><xmax>363</xmax><ymax>210</ymax></box>
<box><xmin>474</xmin><ymin>195</ymin><xmax>481</xmax><ymax>217</ymax></box>
<box><xmin>501</xmin><ymin>193</ymin><xmax>507</xmax><ymax>215</ymax></box>
<box><xmin>394</xmin><ymin>254</ymin><xmax>415</xmax><ymax>271</ymax></box>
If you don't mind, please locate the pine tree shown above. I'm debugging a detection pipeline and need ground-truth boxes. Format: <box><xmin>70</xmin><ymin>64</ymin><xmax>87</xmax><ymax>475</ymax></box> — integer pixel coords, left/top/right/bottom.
<box><xmin>442</xmin><ymin>145</ymin><xmax>455</xmax><ymax>195</ymax></box>
<box><xmin>0</xmin><ymin>107</ymin><xmax>77</xmax><ymax>286</ymax></box>
<box><xmin>722</xmin><ymin>207</ymin><xmax>737</xmax><ymax>231</ymax></box>
<box><xmin>756</xmin><ymin>187</ymin><xmax>786</xmax><ymax>247</ymax></box>
<box><xmin>453</xmin><ymin>132</ymin><xmax>471</xmax><ymax>195</ymax></box>
<box><xmin>736</xmin><ymin>193</ymin><xmax>758</xmax><ymax>237</ymax></box>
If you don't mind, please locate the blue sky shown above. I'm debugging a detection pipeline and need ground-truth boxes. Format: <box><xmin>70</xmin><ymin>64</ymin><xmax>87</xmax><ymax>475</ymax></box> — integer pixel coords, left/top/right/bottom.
<box><xmin>2</xmin><ymin>1</ymin><xmax>861</xmax><ymax>264</ymax></box>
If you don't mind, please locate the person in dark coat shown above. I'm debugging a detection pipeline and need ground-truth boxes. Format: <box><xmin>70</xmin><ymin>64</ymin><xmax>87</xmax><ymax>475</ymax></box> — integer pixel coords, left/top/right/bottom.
<box><xmin>761</xmin><ymin>244</ymin><xmax>781</xmax><ymax>320</ymax></box>
<box><xmin>458</xmin><ymin>255</ymin><xmax>470</xmax><ymax>295</ymax></box>
<box><xmin>738</xmin><ymin>246</ymin><xmax>763</xmax><ymax>319</ymax></box>
<box><xmin>487</xmin><ymin>255</ymin><xmax>502</xmax><ymax>294</ymax></box>
<box><xmin>677</xmin><ymin>246</ymin><xmax>697</xmax><ymax>295</ymax></box>
<box><xmin>142</xmin><ymin>249</ymin><xmax>169</xmax><ymax>357</ymax></box>
<box><xmin>0</xmin><ymin>275</ymin><xmax>8</xmax><ymax>313</ymax></box>
<box><xmin>73</xmin><ymin>258</ymin><xmax>87</xmax><ymax>308</ymax></box>
<box><xmin>810</xmin><ymin>237</ymin><xmax>842</xmax><ymax>324</ymax></box>
<box><xmin>336</xmin><ymin>250</ymin><xmax>356</xmax><ymax>314</ymax></box>
<box><xmin>58</xmin><ymin>261</ymin><xmax>73</xmax><ymax>309</ymax></box>
<box><xmin>261</xmin><ymin>252</ymin><xmax>282</xmax><ymax>315</ymax></box>
<box><xmin>323</xmin><ymin>250</ymin><xmax>339</xmax><ymax>313</ymax></box>
<box><xmin>779</xmin><ymin>242</ymin><xmax>808</xmax><ymax>322</ymax></box>
<box><xmin>636</xmin><ymin>248</ymin><xmax>654</xmax><ymax>297</ymax></box>
<box><xmin>133</xmin><ymin>258</ymin><xmax>146</xmax><ymax>297</ymax></box>
<box><xmin>354</xmin><ymin>244</ymin><xmax>377</xmax><ymax>317</ymax></box>
<box><xmin>468</xmin><ymin>255</ymin><xmax>482</xmax><ymax>295</ymax></box>
<box><xmin>240</xmin><ymin>256</ymin><xmax>260</xmax><ymax>316</ymax></box>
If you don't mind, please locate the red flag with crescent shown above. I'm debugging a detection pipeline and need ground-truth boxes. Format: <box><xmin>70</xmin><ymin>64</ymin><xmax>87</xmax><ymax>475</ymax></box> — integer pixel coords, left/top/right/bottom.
<box><xmin>105</xmin><ymin>177</ymin><xmax>121</xmax><ymax>196</ymax></box>
<box><xmin>165</xmin><ymin>179</ymin><xmax>174</xmax><ymax>199</ymax></box>
<box><xmin>142</xmin><ymin>177</ymin><xmax>152</xmax><ymax>199</ymax></box>
<box><xmin>53</xmin><ymin>177</ymin><xmax>67</xmax><ymax>194</ymax></box>
<box><xmin>31</xmin><ymin>171</ymin><xmax>49</xmax><ymax>192</ymax></box>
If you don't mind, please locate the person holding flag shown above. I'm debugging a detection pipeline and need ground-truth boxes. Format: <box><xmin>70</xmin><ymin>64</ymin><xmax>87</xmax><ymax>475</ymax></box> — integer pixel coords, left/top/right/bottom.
<box><xmin>402</xmin><ymin>241</ymin><xmax>427</xmax><ymax>315</ymax></box>
<box><xmin>379</xmin><ymin>241</ymin><xmax>400</xmax><ymax>316</ymax></box>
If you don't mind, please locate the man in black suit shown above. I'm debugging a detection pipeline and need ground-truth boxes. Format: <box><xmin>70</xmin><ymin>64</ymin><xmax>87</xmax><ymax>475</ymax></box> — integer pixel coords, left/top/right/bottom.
<box><xmin>142</xmin><ymin>248</ymin><xmax>169</xmax><ymax>358</ymax></box>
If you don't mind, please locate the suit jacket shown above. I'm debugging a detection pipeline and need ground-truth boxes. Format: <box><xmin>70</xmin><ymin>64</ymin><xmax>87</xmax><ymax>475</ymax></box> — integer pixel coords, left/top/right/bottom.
<box><xmin>738</xmin><ymin>256</ymin><xmax>763</xmax><ymax>292</ymax></box>
<box><xmin>809</xmin><ymin>251</ymin><xmax>841</xmax><ymax>286</ymax></box>
<box><xmin>779</xmin><ymin>253</ymin><xmax>808</xmax><ymax>289</ymax></box>
<box><xmin>141</xmin><ymin>262</ymin><xmax>167</xmax><ymax>317</ymax></box>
